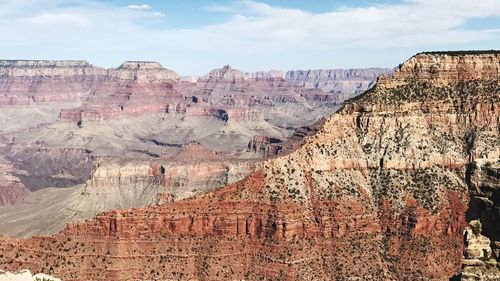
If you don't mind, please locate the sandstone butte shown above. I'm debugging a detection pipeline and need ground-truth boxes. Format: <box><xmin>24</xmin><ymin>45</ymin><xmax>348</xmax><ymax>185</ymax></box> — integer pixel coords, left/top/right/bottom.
<box><xmin>0</xmin><ymin>51</ymin><xmax>499</xmax><ymax>280</ymax></box>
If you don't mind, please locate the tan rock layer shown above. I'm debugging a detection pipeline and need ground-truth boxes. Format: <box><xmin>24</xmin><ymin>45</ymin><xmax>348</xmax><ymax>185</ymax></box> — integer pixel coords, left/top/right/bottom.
<box><xmin>0</xmin><ymin>52</ymin><xmax>498</xmax><ymax>280</ymax></box>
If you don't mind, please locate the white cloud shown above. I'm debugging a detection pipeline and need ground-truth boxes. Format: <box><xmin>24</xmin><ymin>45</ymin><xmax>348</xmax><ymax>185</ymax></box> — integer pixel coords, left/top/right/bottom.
<box><xmin>30</xmin><ymin>12</ymin><xmax>89</xmax><ymax>26</ymax></box>
<box><xmin>127</xmin><ymin>4</ymin><xmax>152</xmax><ymax>10</ymax></box>
<box><xmin>152</xmin><ymin>11</ymin><xmax>165</xmax><ymax>17</ymax></box>
<box><xmin>196</xmin><ymin>0</ymin><xmax>500</xmax><ymax>50</ymax></box>
<box><xmin>0</xmin><ymin>0</ymin><xmax>498</xmax><ymax>74</ymax></box>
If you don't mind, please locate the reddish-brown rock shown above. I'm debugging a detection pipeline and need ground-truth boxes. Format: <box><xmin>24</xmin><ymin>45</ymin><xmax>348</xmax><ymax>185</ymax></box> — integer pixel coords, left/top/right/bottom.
<box><xmin>0</xmin><ymin>52</ymin><xmax>498</xmax><ymax>280</ymax></box>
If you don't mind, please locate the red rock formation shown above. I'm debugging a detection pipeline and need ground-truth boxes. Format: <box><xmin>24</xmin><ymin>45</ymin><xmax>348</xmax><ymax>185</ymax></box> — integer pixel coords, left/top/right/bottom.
<box><xmin>0</xmin><ymin>60</ymin><xmax>106</xmax><ymax>105</ymax></box>
<box><xmin>0</xmin><ymin>52</ymin><xmax>497</xmax><ymax>280</ymax></box>
<box><xmin>389</xmin><ymin>51</ymin><xmax>500</xmax><ymax>85</ymax></box>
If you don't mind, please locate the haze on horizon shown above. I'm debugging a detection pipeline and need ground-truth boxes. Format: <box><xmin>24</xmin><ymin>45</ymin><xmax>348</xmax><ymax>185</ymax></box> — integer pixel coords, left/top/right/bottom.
<box><xmin>1</xmin><ymin>0</ymin><xmax>499</xmax><ymax>75</ymax></box>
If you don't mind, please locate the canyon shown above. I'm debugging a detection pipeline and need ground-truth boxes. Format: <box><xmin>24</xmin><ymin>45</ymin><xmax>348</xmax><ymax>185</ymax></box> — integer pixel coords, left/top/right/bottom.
<box><xmin>0</xmin><ymin>51</ymin><xmax>497</xmax><ymax>280</ymax></box>
<box><xmin>0</xmin><ymin>60</ymin><xmax>386</xmax><ymax>238</ymax></box>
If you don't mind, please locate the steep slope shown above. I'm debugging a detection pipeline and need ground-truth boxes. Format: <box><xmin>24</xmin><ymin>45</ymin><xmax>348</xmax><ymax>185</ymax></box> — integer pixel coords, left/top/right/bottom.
<box><xmin>1</xmin><ymin>51</ymin><xmax>497</xmax><ymax>280</ymax></box>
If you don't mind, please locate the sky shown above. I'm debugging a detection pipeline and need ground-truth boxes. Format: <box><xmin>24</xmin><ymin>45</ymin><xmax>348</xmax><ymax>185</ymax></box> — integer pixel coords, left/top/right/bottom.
<box><xmin>1</xmin><ymin>0</ymin><xmax>499</xmax><ymax>75</ymax></box>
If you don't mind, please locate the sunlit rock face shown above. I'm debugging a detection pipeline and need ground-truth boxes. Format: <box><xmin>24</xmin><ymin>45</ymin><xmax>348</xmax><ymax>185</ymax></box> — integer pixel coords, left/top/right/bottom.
<box><xmin>0</xmin><ymin>52</ymin><xmax>497</xmax><ymax>280</ymax></box>
<box><xmin>0</xmin><ymin>269</ymin><xmax>60</xmax><ymax>281</ymax></box>
<box><xmin>0</xmin><ymin>60</ymin><xmax>386</xmax><ymax>236</ymax></box>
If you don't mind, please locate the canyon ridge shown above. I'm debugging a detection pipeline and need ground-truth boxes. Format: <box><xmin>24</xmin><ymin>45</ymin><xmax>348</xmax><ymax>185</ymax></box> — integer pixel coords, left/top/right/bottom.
<box><xmin>0</xmin><ymin>51</ymin><xmax>498</xmax><ymax>280</ymax></box>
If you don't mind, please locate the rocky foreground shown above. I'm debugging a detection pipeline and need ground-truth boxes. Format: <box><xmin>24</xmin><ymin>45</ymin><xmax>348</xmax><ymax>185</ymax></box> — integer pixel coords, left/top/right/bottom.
<box><xmin>0</xmin><ymin>270</ymin><xmax>59</xmax><ymax>281</ymax></box>
<box><xmin>0</xmin><ymin>51</ymin><xmax>498</xmax><ymax>280</ymax></box>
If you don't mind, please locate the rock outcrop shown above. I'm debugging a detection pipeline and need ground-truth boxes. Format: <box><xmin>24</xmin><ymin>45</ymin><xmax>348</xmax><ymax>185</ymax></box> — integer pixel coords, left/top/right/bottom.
<box><xmin>0</xmin><ymin>51</ymin><xmax>497</xmax><ymax>280</ymax></box>
<box><xmin>0</xmin><ymin>269</ymin><xmax>60</xmax><ymax>281</ymax></box>
<box><xmin>0</xmin><ymin>60</ymin><xmax>104</xmax><ymax>77</ymax></box>
<box><xmin>388</xmin><ymin>51</ymin><xmax>500</xmax><ymax>85</ymax></box>
<box><xmin>67</xmin><ymin>143</ymin><xmax>256</xmax><ymax>220</ymax></box>
<box><xmin>199</xmin><ymin>65</ymin><xmax>247</xmax><ymax>82</ymax></box>
<box><xmin>461</xmin><ymin>220</ymin><xmax>500</xmax><ymax>281</ymax></box>
<box><xmin>0</xmin><ymin>60</ymin><xmax>105</xmax><ymax>105</ymax></box>
<box><xmin>247</xmin><ymin>135</ymin><xmax>283</xmax><ymax>157</ymax></box>
<box><xmin>112</xmin><ymin>61</ymin><xmax>179</xmax><ymax>82</ymax></box>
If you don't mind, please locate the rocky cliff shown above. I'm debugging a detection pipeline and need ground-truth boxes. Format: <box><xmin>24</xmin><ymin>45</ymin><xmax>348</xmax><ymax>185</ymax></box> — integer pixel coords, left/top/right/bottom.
<box><xmin>0</xmin><ymin>51</ymin><xmax>497</xmax><ymax>280</ymax></box>
<box><xmin>0</xmin><ymin>60</ymin><xmax>180</xmax><ymax>110</ymax></box>
<box><xmin>82</xmin><ymin>144</ymin><xmax>255</xmax><ymax>208</ymax></box>
<box><xmin>0</xmin><ymin>60</ymin><xmax>380</xmax><ymax>133</ymax></box>
<box><xmin>0</xmin><ymin>60</ymin><xmax>383</xmax><ymax>241</ymax></box>
<box><xmin>388</xmin><ymin>51</ymin><xmax>500</xmax><ymax>85</ymax></box>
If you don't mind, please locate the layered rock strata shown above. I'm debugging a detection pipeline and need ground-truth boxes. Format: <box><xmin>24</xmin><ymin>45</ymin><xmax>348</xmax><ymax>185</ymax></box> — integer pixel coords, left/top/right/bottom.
<box><xmin>0</xmin><ymin>51</ymin><xmax>497</xmax><ymax>280</ymax></box>
<box><xmin>0</xmin><ymin>61</ymin><xmax>385</xmax><ymax>240</ymax></box>
<box><xmin>83</xmin><ymin>146</ymin><xmax>255</xmax><ymax>207</ymax></box>
<box><xmin>461</xmin><ymin>220</ymin><xmax>500</xmax><ymax>280</ymax></box>
<box><xmin>247</xmin><ymin>135</ymin><xmax>283</xmax><ymax>157</ymax></box>
<box><xmin>286</xmin><ymin>68</ymin><xmax>390</xmax><ymax>95</ymax></box>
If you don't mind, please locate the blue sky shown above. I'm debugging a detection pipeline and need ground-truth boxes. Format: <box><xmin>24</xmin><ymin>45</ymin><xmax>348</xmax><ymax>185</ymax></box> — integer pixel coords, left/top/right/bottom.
<box><xmin>1</xmin><ymin>0</ymin><xmax>499</xmax><ymax>75</ymax></box>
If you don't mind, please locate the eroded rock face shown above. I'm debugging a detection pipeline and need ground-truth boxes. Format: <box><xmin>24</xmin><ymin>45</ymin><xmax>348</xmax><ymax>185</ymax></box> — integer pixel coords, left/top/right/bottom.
<box><xmin>0</xmin><ymin>156</ymin><xmax>29</xmax><ymax>206</ymax></box>
<box><xmin>199</xmin><ymin>65</ymin><xmax>247</xmax><ymax>82</ymax></box>
<box><xmin>0</xmin><ymin>269</ymin><xmax>60</xmax><ymax>281</ymax></box>
<box><xmin>82</xmin><ymin>143</ymin><xmax>256</xmax><ymax>209</ymax></box>
<box><xmin>0</xmin><ymin>51</ymin><xmax>497</xmax><ymax>280</ymax></box>
<box><xmin>0</xmin><ymin>60</ymin><xmax>182</xmax><ymax>122</ymax></box>
<box><xmin>461</xmin><ymin>160</ymin><xmax>500</xmax><ymax>280</ymax></box>
<box><xmin>467</xmin><ymin>160</ymin><xmax>500</xmax><ymax>244</ymax></box>
<box><xmin>390</xmin><ymin>51</ymin><xmax>500</xmax><ymax>85</ymax></box>
<box><xmin>2</xmin><ymin>146</ymin><xmax>92</xmax><ymax>192</ymax></box>
<box><xmin>246</xmin><ymin>70</ymin><xmax>285</xmax><ymax>80</ymax></box>
<box><xmin>0</xmin><ymin>60</ymin><xmax>103</xmax><ymax>77</ymax></box>
<box><xmin>465</xmin><ymin>220</ymin><xmax>492</xmax><ymax>259</ymax></box>
<box><xmin>0</xmin><ymin>60</ymin><xmax>385</xmax><ymax>239</ymax></box>
<box><xmin>461</xmin><ymin>220</ymin><xmax>500</xmax><ymax>281</ymax></box>
<box><xmin>247</xmin><ymin>135</ymin><xmax>283</xmax><ymax>157</ymax></box>
<box><xmin>0</xmin><ymin>145</ymin><xmax>29</xmax><ymax>206</ymax></box>
<box><xmin>110</xmin><ymin>61</ymin><xmax>180</xmax><ymax>82</ymax></box>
